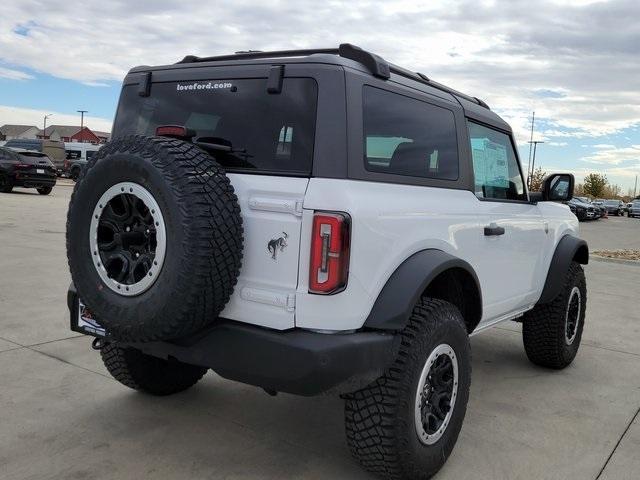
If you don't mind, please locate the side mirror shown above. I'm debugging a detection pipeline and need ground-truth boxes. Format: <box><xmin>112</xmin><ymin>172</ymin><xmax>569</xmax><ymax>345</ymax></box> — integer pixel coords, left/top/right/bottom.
<box><xmin>540</xmin><ymin>173</ymin><xmax>574</xmax><ymax>202</ymax></box>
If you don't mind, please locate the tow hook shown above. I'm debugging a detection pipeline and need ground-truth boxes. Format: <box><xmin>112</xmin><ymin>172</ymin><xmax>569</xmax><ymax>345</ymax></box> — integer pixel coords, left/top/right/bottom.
<box><xmin>91</xmin><ymin>337</ymin><xmax>108</xmax><ymax>350</ymax></box>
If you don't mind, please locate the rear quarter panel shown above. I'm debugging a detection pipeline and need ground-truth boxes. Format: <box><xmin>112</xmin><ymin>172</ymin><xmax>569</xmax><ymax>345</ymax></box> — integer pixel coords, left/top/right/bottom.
<box><xmin>297</xmin><ymin>179</ymin><xmax>494</xmax><ymax>330</ymax></box>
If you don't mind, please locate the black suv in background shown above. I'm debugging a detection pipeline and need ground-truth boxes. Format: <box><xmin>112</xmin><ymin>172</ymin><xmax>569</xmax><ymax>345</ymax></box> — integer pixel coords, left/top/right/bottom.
<box><xmin>603</xmin><ymin>199</ymin><xmax>625</xmax><ymax>216</ymax></box>
<box><xmin>567</xmin><ymin>197</ymin><xmax>595</xmax><ymax>221</ymax></box>
<box><xmin>0</xmin><ymin>146</ymin><xmax>57</xmax><ymax>194</ymax></box>
<box><xmin>3</xmin><ymin>139</ymin><xmax>66</xmax><ymax>176</ymax></box>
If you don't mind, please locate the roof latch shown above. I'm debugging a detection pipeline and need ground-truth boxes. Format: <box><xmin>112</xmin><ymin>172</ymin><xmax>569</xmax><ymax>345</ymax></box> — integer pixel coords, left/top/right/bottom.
<box><xmin>267</xmin><ymin>65</ymin><xmax>285</xmax><ymax>94</ymax></box>
<box><xmin>138</xmin><ymin>72</ymin><xmax>151</xmax><ymax>97</ymax></box>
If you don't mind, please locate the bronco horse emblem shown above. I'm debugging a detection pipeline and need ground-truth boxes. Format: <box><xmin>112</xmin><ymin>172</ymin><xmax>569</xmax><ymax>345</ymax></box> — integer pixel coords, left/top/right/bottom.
<box><xmin>268</xmin><ymin>232</ymin><xmax>289</xmax><ymax>260</ymax></box>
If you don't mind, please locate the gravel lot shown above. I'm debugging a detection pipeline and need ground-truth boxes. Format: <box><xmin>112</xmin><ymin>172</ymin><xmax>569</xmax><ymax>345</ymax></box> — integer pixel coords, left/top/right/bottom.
<box><xmin>1</xmin><ymin>185</ymin><xmax>639</xmax><ymax>480</ymax></box>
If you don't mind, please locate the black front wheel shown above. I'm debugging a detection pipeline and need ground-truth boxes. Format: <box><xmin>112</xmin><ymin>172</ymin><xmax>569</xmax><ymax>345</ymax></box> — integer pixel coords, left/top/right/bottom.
<box><xmin>101</xmin><ymin>342</ymin><xmax>208</xmax><ymax>395</ymax></box>
<box><xmin>345</xmin><ymin>298</ymin><xmax>471</xmax><ymax>480</ymax></box>
<box><xmin>0</xmin><ymin>174</ymin><xmax>13</xmax><ymax>193</ymax></box>
<box><xmin>522</xmin><ymin>261</ymin><xmax>586</xmax><ymax>369</ymax></box>
<box><xmin>37</xmin><ymin>186</ymin><xmax>53</xmax><ymax>195</ymax></box>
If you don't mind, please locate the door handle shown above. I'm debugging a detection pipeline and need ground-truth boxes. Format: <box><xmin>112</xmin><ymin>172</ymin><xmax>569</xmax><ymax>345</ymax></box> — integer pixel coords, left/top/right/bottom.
<box><xmin>484</xmin><ymin>223</ymin><xmax>505</xmax><ymax>236</ymax></box>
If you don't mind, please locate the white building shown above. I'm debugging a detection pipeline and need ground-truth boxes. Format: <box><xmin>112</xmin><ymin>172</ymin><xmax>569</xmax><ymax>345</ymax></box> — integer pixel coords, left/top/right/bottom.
<box><xmin>0</xmin><ymin>124</ymin><xmax>40</xmax><ymax>140</ymax></box>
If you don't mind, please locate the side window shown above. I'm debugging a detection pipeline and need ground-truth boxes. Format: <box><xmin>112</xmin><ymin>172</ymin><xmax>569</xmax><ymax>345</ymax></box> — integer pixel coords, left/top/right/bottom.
<box><xmin>363</xmin><ymin>86</ymin><xmax>458</xmax><ymax>180</ymax></box>
<box><xmin>468</xmin><ymin>121</ymin><xmax>526</xmax><ymax>201</ymax></box>
<box><xmin>66</xmin><ymin>150</ymin><xmax>81</xmax><ymax>159</ymax></box>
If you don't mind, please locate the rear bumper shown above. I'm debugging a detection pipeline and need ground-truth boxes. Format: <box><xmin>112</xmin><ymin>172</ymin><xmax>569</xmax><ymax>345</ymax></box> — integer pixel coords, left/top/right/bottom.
<box><xmin>13</xmin><ymin>172</ymin><xmax>57</xmax><ymax>188</ymax></box>
<box><xmin>67</xmin><ymin>284</ymin><xmax>397</xmax><ymax>396</ymax></box>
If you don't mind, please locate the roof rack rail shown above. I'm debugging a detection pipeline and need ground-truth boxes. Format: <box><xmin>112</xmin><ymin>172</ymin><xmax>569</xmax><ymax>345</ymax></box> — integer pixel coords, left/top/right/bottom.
<box><xmin>392</xmin><ymin>66</ymin><xmax>490</xmax><ymax>109</ymax></box>
<box><xmin>176</xmin><ymin>44</ymin><xmax>488</xmax><ymax>109</ymax></box>
<box><xmin>176</xmin><ymin>48</ymin><xmax>339</xmax><ymax>65</ymax></box>
<box><xmin>176</xmin><ymin>44</ymin><xmax>390</xmax><ymax>78</ymax></box>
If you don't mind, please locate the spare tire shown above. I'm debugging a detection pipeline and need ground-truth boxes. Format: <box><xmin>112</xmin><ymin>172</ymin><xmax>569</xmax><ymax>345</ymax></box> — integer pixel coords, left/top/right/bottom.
<box><xmin>67</xmin><ymin>135</ymin><xmax>243</xmax><ymax>342</ymax></box>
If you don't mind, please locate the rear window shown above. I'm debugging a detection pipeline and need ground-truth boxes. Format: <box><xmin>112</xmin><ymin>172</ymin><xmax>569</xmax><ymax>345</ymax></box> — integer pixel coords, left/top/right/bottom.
<box><xmin>113</xmin><ymin>78</ymin><xmax>318</xmax><ymax>175</ymax></box>
<box><xmin>362</xmin><ymin>86</ymin><xmax>458</xmax><ymax>180</ymax></box>
<box><xmin>6</xmin><ymin>140</ymin><xmax>41</xmax><ymax>151</ymax></box>
<box><xmin>18</xmin><ymin>151</ymin><xmax>47</xmax><ymax>158</ymax></box>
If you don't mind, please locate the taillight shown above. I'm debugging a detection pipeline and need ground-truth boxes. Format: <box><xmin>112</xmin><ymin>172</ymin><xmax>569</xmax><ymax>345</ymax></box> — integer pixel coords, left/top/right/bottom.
<box><xmin>13</xmin><ymin>164</ymin><xmax>30</xmax><ymax>169</ymax></box>
<box><xmin>309</xmin><ymin>212</ymin><xmax>350</xmax><ymax>294</ymax></box>
<box><xmin>64</xmin><ymin>159</ymin><xmax>70</xmax><ymax>169</ymax></box>
<box><xmin>155</xmin><ymin>125</ymin><xmax>194</xmax><ymax>139</ymax></box>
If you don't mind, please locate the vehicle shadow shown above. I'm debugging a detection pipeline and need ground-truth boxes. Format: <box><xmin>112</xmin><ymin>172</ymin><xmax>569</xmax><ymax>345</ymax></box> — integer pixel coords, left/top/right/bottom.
<box><xmin>56</xmin><ymin>330</ymin><xmax>534</xmax><ymax>479</ymax></box>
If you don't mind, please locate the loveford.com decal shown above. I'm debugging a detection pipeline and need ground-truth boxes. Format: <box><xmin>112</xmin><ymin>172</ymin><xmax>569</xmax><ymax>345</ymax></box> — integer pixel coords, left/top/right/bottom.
<box><xmin>176</xmin><ymin>81</ymin><xmax>234</xmax><ymax>92</ymax></box>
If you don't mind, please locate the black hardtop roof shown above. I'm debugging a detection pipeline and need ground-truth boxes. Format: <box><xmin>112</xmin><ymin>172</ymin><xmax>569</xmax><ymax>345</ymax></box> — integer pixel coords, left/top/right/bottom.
<box><xmin>128</xmin><ymin>43</ymin><xmax>511</xmax><ymax>132</ymax></box>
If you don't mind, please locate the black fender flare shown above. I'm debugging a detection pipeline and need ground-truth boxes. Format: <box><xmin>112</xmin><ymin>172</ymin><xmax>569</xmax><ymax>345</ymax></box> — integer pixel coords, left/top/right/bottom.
<box><xmin>363</xmin><ymin>249</ymin><xmax>481</xmax><ymax>331</ymax></box>
<box><xmin>537</xmin><ymin>234</ymin><xmax>589</xmax><ymax>304</ymax></box>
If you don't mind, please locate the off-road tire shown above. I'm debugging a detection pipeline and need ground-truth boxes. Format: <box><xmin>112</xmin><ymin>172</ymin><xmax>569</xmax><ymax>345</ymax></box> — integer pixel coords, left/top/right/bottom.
<box><xmin>67</xmin><ymin>135</ymin><xmax>243</xmax><ymax>342</ymax></box>
<box><xmin>70</xmin><ymin>167</ymin><xmax>81</xmax><ymax>181</ymax></box>
<box><xmin>37</xmin><ymin>186</ymin><xmax>52</xmax><ymax>195</ymax></box>
<box><xmin>101</xmin><ymin>342</ymin><xmax>207</xmax><ymax>396</ymax></box>
<box><xmin>344</xmin><ymin>298</ymin><xmax>471</xmax><ymax>480</ymax></box>
<box><xmin>522</xmin><ymin>261</ymin><xmax>586</xmax><ymax>369</ymax></box>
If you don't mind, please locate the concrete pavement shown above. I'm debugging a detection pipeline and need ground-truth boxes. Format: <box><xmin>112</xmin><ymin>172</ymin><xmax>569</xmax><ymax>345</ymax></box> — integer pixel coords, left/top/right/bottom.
<box><xmin>1</xmin><ymin>185</ymin><xmax>639</xmax><ymax>479</ymax></box>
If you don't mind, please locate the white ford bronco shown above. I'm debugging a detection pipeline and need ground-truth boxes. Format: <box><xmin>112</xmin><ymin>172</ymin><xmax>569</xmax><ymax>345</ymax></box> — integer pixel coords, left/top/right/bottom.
<box><xmin>66</xmin><ymin>44</ymin><xmax>588</xmax><ymax>479</ymax></box>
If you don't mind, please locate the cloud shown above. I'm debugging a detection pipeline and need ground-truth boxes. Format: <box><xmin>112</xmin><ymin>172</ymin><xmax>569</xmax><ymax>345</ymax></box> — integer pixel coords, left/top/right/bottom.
<box><xmin>1</xmin><ymin>0</ymin><xmax>639</xmax><ymax>188</ymax></box>
<box><xmin>0</xmin><ymin>66</ymin><xmax>33</xmax><ymax>81</ymax></box>
<box><xmin>0</xmin><ymin>104</ymin><xmax>113</xmax><ymax>132</ymax></box>
<box><xmin>581</xmin><ymin>144</ymin><xmax>640</xmax><ymax>165</ymax></box>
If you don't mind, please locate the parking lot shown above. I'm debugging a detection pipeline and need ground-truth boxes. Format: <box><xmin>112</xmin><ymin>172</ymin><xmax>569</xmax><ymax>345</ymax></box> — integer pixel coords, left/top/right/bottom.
<box><xmin>1</xmin><ymin>184</ymin><xmax>639</xmax><ymax>480</ymax></box>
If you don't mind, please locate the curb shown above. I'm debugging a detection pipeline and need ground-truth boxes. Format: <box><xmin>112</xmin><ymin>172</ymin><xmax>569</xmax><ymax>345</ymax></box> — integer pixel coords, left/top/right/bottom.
<box><xmin>590</xmin><ymin>255</ymin><xmax>640</xmax><ymax>267</ymax></box>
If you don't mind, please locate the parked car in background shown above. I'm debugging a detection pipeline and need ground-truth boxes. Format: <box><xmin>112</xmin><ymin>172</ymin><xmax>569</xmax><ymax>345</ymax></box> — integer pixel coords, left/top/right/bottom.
<box><xmin>4</xmin><ymin>138</ymin><xmax>66</xmax><ymax>176</ymax></box>
<box><xmin>603</xmin><ymin>199</ymin><xmax>625</xmax><ymax>216</ymax></box>
<box><xmin>577</xmin><ymin>196</ymin><xmax>603</xmax><ymax>219</ymax></box>
<box><xmin>567</xmin><ymin>197</ymin><xmax>595</xmax><ymax>221</ymax></box>
<box><xmin>0</xmin><ymin>146</ymin><xmax>57</xmax><ymax>194</ymax></box>
<box><xmin>628</xmin><ymin>200</ymin><xmax>640</xmax><ymax>218</ymax></box>
<box><xmin>63</xmin><ymin>142</ymin><xmax>102</xmax><ymax>180</ymax></box>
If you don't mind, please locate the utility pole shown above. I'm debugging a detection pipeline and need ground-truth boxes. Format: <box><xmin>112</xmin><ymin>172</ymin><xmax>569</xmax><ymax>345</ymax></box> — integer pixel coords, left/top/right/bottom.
<box><xmin>527</xmin><ymin>140</ymin><xmax>544</xmax><ymax>189</ymax></box>
<box><xmin>526</xmin><ymin>111</ymin><xmax>535</xmax><ymax>182</ymax></box>
<box><xmin>43</xmin><ymin>114</ymin><xmax>52</xmax><ymax>138</ymax></box>
<box><xmin>634</xmin><ymin>174</ymin><xmax>638</xmax><ymax>198</ymax></box>
<box><xmin>77</xmin><ymin>110</ymin><xmax>88</xmax><ymax>143</ymax></box>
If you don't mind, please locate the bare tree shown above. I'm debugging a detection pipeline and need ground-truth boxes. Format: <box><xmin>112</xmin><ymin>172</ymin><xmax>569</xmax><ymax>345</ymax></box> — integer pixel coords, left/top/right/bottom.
<box><xmin>528</xmin><ymin>167</ymin><xmax>547</xmax><ymax>191</ymax></box>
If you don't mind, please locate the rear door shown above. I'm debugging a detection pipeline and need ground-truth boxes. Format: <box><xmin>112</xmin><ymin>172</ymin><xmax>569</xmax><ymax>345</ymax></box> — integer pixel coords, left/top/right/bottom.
<box><xmin>113</xmin><ymin>68</ymin><xmax>324</xmax><ymax>329</ymax></box>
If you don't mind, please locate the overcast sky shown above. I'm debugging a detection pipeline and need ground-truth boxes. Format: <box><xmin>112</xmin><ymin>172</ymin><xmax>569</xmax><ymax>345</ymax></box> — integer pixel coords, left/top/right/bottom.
<box><xmin>1</xmin><ymin>0</ymin><xmax>639</xmax><ymax>191</ymax></box>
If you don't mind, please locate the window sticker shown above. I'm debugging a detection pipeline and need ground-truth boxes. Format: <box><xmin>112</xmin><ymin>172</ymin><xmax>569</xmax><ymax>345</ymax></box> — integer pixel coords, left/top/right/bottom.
<box><xmin>483</xmin><ymin>140</ymin><xmax>510</xmax><ymax>188</ymax></box>
<box><xmin>472</xmin><ymin>139</ymin><xmax>509</xmax><ymax>189</ymax></box>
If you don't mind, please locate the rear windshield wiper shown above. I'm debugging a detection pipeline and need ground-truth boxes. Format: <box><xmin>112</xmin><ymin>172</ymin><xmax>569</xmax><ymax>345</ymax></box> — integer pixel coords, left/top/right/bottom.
<box><xmin>193</xmin><ymin>137</ymin><xmax>255</xmax><ymax>169</ymax></box>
